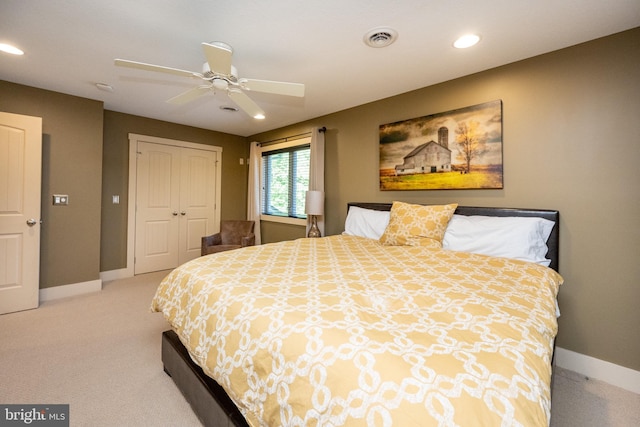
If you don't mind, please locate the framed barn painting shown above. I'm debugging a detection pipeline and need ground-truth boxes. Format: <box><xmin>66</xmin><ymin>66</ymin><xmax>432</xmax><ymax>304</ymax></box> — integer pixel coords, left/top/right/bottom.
<box><xmin>379</xmin><ymin>100</ymin><xmax>503</xmax><ymax>190</ymax></box>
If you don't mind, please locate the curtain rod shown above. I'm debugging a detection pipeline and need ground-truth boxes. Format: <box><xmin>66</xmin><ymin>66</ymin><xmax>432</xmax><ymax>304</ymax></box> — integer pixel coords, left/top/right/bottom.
<box><xmin>259</xmin><ymin>126</ymin><xmax>326</xmax><ymax>147</ymax></box>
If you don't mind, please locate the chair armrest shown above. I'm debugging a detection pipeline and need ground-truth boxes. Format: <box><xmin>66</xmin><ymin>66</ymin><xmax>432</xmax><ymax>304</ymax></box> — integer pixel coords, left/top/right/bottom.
<box><xmin>201</xmin><ymin>232</ymin><xmax>223</xmax><ymax>255</ymax></box>
<box><xmin>241</xmin><ymin>233</ymin><xmax>255</xmax><ymax>247</ymax></box>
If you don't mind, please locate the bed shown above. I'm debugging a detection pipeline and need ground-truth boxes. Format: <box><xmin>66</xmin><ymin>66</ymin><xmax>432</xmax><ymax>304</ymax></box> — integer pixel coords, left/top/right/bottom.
<box><xmin>152</xmin><ymin>202</ymin><xmax>562</xmax><ymax>427</ymax></box>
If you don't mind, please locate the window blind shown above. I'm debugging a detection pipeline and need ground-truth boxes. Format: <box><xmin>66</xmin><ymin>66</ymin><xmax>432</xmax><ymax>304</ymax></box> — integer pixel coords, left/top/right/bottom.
<box><xmin>261</xmin><ymin>144</ymin><xmax>310</xmax><ymax>219</ymax></box>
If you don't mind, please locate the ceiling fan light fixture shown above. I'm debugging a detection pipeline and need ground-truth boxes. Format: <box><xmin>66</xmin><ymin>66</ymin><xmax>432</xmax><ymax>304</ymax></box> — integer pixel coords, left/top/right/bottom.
<box><xmin>212</xmin><ymin>78</ymin><xmax>228</xmax><ymax>90</ymax></box>
<box><xmin>253</xmin><ymin>113</ymin><xmax>265</xmax><ymax>120</ymax></box>
<box><xmin>364</xmin><ymin>27</ymin><xmax>398</xmax><ymax>48</ymax></box>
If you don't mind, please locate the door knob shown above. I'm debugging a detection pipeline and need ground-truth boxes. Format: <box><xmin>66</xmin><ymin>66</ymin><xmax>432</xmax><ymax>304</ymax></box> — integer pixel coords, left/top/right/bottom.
<box><xmin>26</xmin><ymin>218</ymin><xmax>38</xmax><ymax>226</ymax></box>
<box><xmin>180</xmin><ymin>211</ymin><xmax>186</xmax><ymax>216</ymax></box>
<box><xmin>172</xmin><ymin>211</ymin><xmax>178</xmax><ymax>216</ymax></box>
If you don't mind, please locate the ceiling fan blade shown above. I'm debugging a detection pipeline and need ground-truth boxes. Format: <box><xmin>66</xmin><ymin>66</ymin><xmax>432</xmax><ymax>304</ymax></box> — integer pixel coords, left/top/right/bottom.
<box><xmin>114</xmin><ymin>59</ymin><xmax>201</xmax><ymax>78</ymax></box>
<box><xmin>166</xmin><ymin>85</ymin><xmax>211</xmax><ymax>105</ymax></box>
<box><xmin>202</xmin><ymin>42</ymin><xmax>233</xmax><ymax>76</ymax></box>
<box><xmin>240</xmin><ymin>78</ymin><xmax>305</xmax><ymax>97</ymax></box>
<box><xmin>227</xmin><ymin>89</ymin><xmax>265</xmax><ymax>119</ymax></box>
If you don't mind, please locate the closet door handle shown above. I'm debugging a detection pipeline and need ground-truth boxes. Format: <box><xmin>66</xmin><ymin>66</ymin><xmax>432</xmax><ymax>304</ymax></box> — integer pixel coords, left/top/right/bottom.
<box><xmin>180</xmin><ymin>211</ymin><xmax>186</xmax><ymax>216</ymax></box>
<box><xmin>172</xmin><ymin>211</ymin><xmax>178</xmax><ymax>216</ymax></box>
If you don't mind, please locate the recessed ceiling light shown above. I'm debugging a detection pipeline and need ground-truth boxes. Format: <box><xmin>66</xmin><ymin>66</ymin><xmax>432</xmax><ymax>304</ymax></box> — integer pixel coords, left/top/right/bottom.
<box><xmin>95</xmin><ymin>83</ymin><xmax>114</xmax><ymax>92</ymax></box>
<box><xmin>454</xmin><ymin>34</ymin><xmax>480</xmax><ymax>49</ymax></box>
<box><xmin>364</xmin><ymin>27</ymin><xmax>398</xmax><ymax>48</ymax></box>
<box><xmin>0</xmin><ymin>43</ymin><xmax>24</xmax><ymax>55</ymax></box>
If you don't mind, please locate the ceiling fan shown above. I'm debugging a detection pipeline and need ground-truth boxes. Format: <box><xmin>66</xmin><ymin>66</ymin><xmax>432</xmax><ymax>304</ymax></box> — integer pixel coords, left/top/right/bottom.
<box><xmin>114</xmin><ymin>42</ymin><xmax>305</xmax><ymax>119</ymax></box>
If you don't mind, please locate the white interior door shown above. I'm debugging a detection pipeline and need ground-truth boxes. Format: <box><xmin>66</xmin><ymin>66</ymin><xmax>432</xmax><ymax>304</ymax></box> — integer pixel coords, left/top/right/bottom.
<box><xmin>179</xmin><ymin>148</ymin><xmax>217</xmax><ymax>264</ymax></box>
<box><xmin>134</xmin><ymin>138</ymin><xmax>219</xmax><ymax>274</ymax></box>
<box><xmin>135</xmin><ymin>142</ymin><xmax>181</xmax><ymax>274</ymax></box>
<box><xmin>0</xmin><ymin>112</ymin><xmax>42</xmax><ymax>314</ymax></box>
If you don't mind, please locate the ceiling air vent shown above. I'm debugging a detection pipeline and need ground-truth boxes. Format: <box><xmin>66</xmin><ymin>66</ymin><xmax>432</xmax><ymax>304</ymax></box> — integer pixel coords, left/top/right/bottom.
<box><xmin>220</xmin><ymin>106</ymin><xmax>239</xmax><ymax>112</ymax></box>
<box><xmin>364</xmin><ymin>27</ymin><xmax>398</xmax><ymax>48</ymax></box>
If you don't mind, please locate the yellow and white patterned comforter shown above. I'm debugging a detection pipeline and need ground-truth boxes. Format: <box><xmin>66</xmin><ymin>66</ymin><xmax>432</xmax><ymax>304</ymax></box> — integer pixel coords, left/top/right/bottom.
<box><xmin>151</xmin><ymin>235</ymin><xmax>563</xmax><ymax>426</ymax></box>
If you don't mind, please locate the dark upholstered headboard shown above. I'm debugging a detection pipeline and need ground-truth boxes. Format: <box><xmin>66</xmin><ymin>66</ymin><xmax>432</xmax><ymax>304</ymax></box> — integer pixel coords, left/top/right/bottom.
<box><xmin>347</xmin><ymin>203</ymin><xmax>560</xmax><ymax>272</ymax></box>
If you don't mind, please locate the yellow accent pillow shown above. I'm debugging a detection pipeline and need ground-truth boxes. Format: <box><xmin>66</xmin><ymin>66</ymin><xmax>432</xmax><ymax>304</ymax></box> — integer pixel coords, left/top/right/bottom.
<box><xmin>379</xmin><ymin>202</ymin><xmax>458</xmax><ymax>247</ymax></box>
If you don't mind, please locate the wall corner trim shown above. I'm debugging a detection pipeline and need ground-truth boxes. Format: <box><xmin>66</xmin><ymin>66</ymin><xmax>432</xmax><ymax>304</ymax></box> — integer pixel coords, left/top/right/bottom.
<box><xmin>39</xmin><ymin>279</ymin><xmax>102</xmax><ymax>302</ymax></box>
<box><xmin>555</xmin><ymin>346</ymin><xmax>640</xmax><ymax>394</ymax></box>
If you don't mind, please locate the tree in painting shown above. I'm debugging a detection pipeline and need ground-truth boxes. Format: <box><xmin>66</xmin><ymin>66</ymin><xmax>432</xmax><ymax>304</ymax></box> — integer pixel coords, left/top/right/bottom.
<box><xmin>455</xmin><ymin>120</ymin><xmax>488</xmax><ymax>173</ymax></box>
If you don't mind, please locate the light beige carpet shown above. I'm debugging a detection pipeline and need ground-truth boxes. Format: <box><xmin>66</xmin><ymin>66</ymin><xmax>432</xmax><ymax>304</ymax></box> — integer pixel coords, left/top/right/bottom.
<box><xmin>0</xmin><ymin>271</ymin><xmax>201</xmax><ymax>426</ymax></box>
<box><xmin>1</xmin><ymin>271</ymin><xmax>638</xmax><ymax>426</ymax></box>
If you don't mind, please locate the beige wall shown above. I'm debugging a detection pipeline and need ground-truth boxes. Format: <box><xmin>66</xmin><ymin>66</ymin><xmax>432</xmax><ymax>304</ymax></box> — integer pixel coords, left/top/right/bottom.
<box><xmin>0</xmin><ymin>82</ymin><xmax>249</xmax><ymax>281</ymax></box>
<box><xmin>101</xmin><ymin>111</ymin><xmax>248</xmax><ymax>271</ymax></box>
<box><xmin>0</xmin><ymin>81</ymin><xmax>104</xmax><ymax>289</ymax></box>
<box><xmin>250</xmin><ymin>28</ymin><xmax>640</xmax><ymax>371</ymax></box>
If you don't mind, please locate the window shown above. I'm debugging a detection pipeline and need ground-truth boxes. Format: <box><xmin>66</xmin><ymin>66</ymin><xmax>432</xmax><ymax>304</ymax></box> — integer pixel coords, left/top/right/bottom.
<box><xmin>260</xmin><ymin>138</ymin><xmax>310</xmax><ymax>224</ymax></box>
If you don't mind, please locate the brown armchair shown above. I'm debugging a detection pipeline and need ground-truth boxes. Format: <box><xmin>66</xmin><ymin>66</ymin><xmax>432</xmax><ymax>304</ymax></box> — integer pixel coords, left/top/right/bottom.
<box><xmin>201</xmin><ymin>220</ymin><xmax>256</xmax><ymax>256</ymax></box>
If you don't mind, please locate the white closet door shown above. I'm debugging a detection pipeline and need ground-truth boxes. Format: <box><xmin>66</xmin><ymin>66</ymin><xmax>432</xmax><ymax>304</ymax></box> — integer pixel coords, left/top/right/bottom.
<box><xmin>134</xmin><ymin>142</ymin><xmax>181</xmax><ymax>274</ymax></box>
<box><xmin>178</xmin><ymin>148</ymin><xmax>217</xmax><ymax>265</ymax></box>
<box><xmin>134</xmin><ymin>140</ymin><xmax>219</xmax><ymax>274</ymax></box>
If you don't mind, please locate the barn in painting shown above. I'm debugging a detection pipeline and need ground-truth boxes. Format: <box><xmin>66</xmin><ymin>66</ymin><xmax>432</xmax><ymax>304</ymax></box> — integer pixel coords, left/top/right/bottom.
<box><xmin>394</xmin><ymin>127</ymin><xmax>452</xmax><ymax>175</ymax></box>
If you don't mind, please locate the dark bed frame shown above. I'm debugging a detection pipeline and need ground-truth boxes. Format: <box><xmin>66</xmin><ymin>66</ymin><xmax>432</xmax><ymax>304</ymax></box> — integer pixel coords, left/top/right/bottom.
<box><xmin>161</xmin><ymin>204</ymin><xmax>560</xmax><ymax>427</ymax></box>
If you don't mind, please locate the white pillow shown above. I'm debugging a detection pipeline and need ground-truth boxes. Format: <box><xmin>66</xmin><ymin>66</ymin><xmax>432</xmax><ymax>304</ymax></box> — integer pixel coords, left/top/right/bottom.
<box><xmin>343</xmin><ymin>206</ymin><xmax>390</xmax><ymax>240</ymax></box>
<box><xmin>442</xmin><ymin>214</ymin><xmax>555</xmax><ymax>266</ymax></box>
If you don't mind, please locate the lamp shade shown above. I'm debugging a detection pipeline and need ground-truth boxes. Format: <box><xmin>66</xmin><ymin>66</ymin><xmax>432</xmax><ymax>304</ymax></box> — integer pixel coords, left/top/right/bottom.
<box><xmin>305</xmin><ymin>190</ymin><xmax>324</xmax><ymax>215</ymax></box>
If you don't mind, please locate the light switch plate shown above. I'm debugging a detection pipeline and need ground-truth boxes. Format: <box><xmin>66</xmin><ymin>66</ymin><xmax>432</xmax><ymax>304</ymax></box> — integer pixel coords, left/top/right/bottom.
<box><xmin>53</xmin><ymin>194</ymin><xmax>69</xmax><ymax>205</ymax></box>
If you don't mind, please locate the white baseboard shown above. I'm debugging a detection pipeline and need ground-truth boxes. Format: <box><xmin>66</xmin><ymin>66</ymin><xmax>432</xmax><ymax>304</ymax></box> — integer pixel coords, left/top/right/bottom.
<box><xmin>39</xmin><ymin>279</ymin><xmax>102</xmax><ymax>302</ymax></box>
<box><xmin>100</xmin><ymin>268</ymin><xmax>133</xmax><ymax>282</ymax></box>
<box><xmin>555</xmin><ymin>346</ymin><xmax>640</xmax><ymax>394</ymax></box>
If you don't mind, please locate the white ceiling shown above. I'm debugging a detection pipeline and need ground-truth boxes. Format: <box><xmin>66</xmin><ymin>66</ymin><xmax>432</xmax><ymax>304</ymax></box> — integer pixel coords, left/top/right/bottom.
<box><xmin>1</xmin><ymin>1</ymin><xmax>638</xmax><ymax>137</ymax></box>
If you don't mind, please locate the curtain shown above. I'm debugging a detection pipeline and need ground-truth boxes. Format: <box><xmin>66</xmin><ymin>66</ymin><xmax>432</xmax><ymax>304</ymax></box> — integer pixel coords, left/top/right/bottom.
<box><xmin>307</xmin><ymin>127</ymin><xmax>325</xmax><ymax>236</ymax></box>
<box><xmin>247</xmin><ymin>141</ymin><xmax>262</xmax><ymax>244</ymax></box>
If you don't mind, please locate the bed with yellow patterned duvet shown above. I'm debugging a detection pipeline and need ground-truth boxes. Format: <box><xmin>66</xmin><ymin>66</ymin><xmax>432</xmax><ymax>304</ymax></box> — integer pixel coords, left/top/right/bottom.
<box><xmin>152</xmin><ymin>225</ymin><xmax>563</xmax><ymax>426</ymax></box>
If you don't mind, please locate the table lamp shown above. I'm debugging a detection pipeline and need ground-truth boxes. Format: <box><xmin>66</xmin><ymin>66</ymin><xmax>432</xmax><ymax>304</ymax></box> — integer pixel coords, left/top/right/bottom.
<box><xmin>305</xmin><ymin>190</ymin><xmax>324</xmax><ymax>238</ymax></box>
